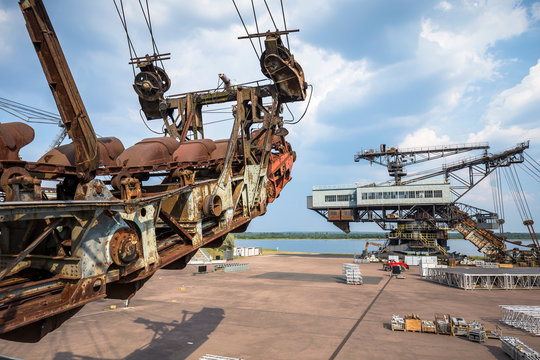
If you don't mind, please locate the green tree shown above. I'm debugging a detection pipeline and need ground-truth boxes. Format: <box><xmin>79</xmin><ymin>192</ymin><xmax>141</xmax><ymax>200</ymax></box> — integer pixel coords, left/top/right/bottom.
<box><xmin>219</xmin><ymin>234</ymin><xmax>235</xmax><ymax>251</ymax></box>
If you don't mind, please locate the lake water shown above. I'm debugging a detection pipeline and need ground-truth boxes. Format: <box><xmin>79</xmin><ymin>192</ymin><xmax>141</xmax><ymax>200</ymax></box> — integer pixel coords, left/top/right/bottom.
<box><xmin>235</xmin><ymin>239</ymin><xmax>535</xmax><ymax>256</ymax></box>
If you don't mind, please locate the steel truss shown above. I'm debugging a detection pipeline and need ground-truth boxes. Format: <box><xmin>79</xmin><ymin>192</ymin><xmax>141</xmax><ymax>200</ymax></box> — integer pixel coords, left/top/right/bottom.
<box><xmin>500</xmin><ymin>306</ymin><xmax>540</xmax><ymax>336</ymax></box>
<box><xmin>426</xmin><ymin>269</ymin><xmax>540</xmax><ymax>290</ymax></box>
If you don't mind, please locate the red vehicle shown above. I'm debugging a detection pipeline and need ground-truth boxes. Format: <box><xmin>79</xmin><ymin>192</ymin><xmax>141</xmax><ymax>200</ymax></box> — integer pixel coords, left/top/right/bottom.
<box><xmin>383</xmin><ymin>259</ymin><xmax>409</xmax><ymax>271</ymax></box>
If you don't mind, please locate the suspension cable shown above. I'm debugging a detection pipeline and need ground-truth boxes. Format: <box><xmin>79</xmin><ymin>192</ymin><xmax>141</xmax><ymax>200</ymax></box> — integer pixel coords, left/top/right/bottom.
<box><xmin>280</xmin><ymin>0</ymin><xmax>290</xmax><ymax>49</ymax></box>
<box><xmin>502</xmin><ymin>167</ymin><xmax>527</xmax><ymax>222</ymax></box>
<box><xmin>512</xmin><ymin>165</ymin><xmax>533</xmax><ymax>220</ymax></box>
<box><xmin>525</xmin><ymin>152</ymin><xmax>540</xmax><ymax>169</ymax></box>
<box><xmin>232</xmin><ymin>0</ymin><xmax>260</xmax><ymax>60</ymax></box>
<box><xmin>113</xmin><ymin>0</ymin><xmax>138</xmax><ymax>76</ymax></box>
<box><xmin>137</xmin><ymin>0</ymin><xmax>165</xmax><ymax>69</ymax></box>
<box><xmin>519</xmin><ymin>163</ymin><xmax>540</xmax><ymax>184</ymax></box>
<box><xmin>524</xmin><ymin>153</ymin><xmax>540</xmax><ymax>174</ymax></box>
<box><xmin>263</xmin><ymin>0</ymin><xmax>279</xmax><ymax>31</ymax></box>
<box><xmin>0</xmin><ymin>97</ymin><xmax>61</xmax><ymax>125</ymax></box>
<box><xmin>496</xmin><ymin>168</ymin><xmax>505</xmax><ymax>222</ymax></box>
<box><xmin>251</xmin><ymin>0</ymin><xmax>263</xmax><ymax>54</ymax></box>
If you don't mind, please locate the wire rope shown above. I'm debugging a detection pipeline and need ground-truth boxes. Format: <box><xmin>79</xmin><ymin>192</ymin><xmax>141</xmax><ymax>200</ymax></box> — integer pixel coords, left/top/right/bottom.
<box><xmin>251</xmin><ymin>0</ymin><xmax>263</xmax><ymax>54</ymax></box>
<box><xmin>232</xmin><ymin>0</ymin><xmax>260</xmax><ymax>60</ymax></box>
<box><xmin>280</xmin><ymin>0</ymin><xmax>290</xmax><ymax>49</ymax></box>
<box><xmin>113</xmin><ymin>0</ymin><xmax>138</xmax><ymax>76</ymax></box>
<box><xmin>139</xmin><ymin>109</ymin><xmax>164</xmax><ymax>135</ymax></box>
<box><xmin>284</xmin><ymin>84</ymin><xmax>313</xmax><ymax>124</ymax></box>
<box><xmin>263</xmin><ymin>0</ymin><xmax>279</xmax><ymax>31</ymax></box>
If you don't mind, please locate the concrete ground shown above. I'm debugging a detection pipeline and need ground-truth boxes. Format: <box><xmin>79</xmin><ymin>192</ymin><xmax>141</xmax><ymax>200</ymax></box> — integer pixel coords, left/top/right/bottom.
<box><xmin>0</xmin><ymin>254</ymin><xmax>538</xmax><ymax>360</ymax></box>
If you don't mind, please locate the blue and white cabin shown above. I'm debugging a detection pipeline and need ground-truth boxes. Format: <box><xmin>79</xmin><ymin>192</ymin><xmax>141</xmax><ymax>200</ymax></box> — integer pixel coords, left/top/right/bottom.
<box><xmin>311</xmin><ymin>183</ymin><xmax>451</xmax><ymax>209</ymax></box>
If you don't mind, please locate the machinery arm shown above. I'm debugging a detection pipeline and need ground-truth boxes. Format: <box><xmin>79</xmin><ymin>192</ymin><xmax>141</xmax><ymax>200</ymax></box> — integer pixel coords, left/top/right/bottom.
<box><xmin>355</xmin><ymin>143</ymin><xmax>489</xmax><ymax>182</ymax></box>
<box><xmin>402</xmin><ymin>141</ymin><xmax>529</xmax><ymax>201</ymax></box>
<box><xmin>20</xmin><ymin>0</ymin><xmax>98</xmax><ymax>180</ymax></box>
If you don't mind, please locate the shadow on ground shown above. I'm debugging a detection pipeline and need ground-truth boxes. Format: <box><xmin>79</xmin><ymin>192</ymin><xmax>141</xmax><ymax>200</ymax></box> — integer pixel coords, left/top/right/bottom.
<box><xmin>251</xmin><ymin>271</ymin><xmax>382</xmax><ymax>284</ymax></box>
<box><xmin>53</xmin><ymin>307</ymin><xmax>224</xmax><ymax>360</ymax></box>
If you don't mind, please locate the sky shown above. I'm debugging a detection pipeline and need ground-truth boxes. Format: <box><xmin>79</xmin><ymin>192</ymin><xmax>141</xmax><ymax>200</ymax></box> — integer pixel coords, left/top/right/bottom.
<box><xmin>1</xmin><ymin>0</ymin><xmax>539</xmax><ymax>239</ymax></box>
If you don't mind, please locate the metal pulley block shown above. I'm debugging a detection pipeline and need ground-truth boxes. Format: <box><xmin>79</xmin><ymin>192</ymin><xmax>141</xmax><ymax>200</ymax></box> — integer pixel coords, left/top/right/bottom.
<box><xmin>133</xmin><ymin>66</ymin><xmax>171</xmax><ymax>101</ymax></box>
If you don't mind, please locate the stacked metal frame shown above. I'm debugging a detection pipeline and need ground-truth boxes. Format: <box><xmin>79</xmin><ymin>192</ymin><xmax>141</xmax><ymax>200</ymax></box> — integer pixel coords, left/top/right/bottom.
<box><xmin>500</xmin><ymin>306</ymin><xmax>540</xmax><ymax>336</ymax></box>
<box><xmin>426</xmin><ymin>268</ymin><xmax>540</xmax><ymax>290</ymax></box>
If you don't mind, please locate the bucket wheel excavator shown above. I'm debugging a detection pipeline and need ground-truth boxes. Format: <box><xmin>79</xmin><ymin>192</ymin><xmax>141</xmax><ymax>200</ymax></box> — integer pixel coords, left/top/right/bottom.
<box><xmin>0</xmin><ymin>0</ymin><xmax>308</xmax><ymax>342</ymax></box>
<box><xmin>309</xmin><ymin>141</ymin><xmax>538</xmax><ymax>264</ymax></box>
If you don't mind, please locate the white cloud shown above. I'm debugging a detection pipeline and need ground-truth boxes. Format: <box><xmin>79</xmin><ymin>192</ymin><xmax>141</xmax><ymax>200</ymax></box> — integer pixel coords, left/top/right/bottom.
<box><xmin>484</xmin><ymin>59</ymin><xmax>540</xmax><ymax>123</ymax></box>
<box><xmin>0</xmin><ymin>9</ymin><xmax>13</xmax><ymax>53</ymax></box>
<box><xmin>400</xmin><ymin>128</ymin><xmax>452</xmax><ymax>148</ymax></box>
<box><xmin>288</xmin><ymin>42</ymin><xmax>373</xmax><ymax>148</ymax></box>
<box><xmin>467</xmin><ymin>59</ymin><xmax>540</xmax><ymax>146</ymax></box>
<box><xmin>532</xmin><ymin>3</ymin><xmax>540</xmax><ymax>22</ymax></box>
<box><xmin>416</xmin><ymin>0</ymin><xmax>529</xmax><ymax>112</ymax></box>
<box><xmin>436</xmin><ymin>1</ymin><xmax>453</xmax><ymax>11</ymax></box>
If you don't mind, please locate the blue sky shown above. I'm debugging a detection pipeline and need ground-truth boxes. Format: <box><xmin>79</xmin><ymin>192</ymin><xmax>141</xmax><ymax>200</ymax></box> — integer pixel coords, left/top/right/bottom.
<box><xmin>1</xmin><ymin>0</ymin><xmax>539</xmax><ymax>236</ymax></box>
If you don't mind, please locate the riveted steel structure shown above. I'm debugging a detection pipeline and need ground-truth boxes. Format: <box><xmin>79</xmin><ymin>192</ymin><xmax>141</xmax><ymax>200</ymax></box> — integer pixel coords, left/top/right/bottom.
<box><xmin>0</xmin><ymin>0</ymin><xmax>308</xmax><ymax>342</ymax></box>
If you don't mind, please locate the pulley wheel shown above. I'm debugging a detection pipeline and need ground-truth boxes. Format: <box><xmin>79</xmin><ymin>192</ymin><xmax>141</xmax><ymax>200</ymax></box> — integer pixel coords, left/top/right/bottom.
<box><xmin>154</xmin><ymin>67</ymin><xmax>171</xmax><ymax>93</ymax></box>
<box><xmin>133</xmin><ymin>71</ymin><xmax>162</xmax><ymax>101</ymax></box>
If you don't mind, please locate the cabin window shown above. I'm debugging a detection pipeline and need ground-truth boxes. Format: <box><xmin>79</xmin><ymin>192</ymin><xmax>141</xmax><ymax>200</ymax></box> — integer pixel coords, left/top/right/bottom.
<box><xmin>337</xmin><ymin>194</ymin><xmax>351</xmax><ymax>201</ymax></box>
<box><xmin>368</xmin><ymin>193</ymin><xmax>376</xmax><ymax>200</ymax></box>
<box><xmin>408</xmin><ymin>191</ymin><xmax>415</xmax><ymax>198</ymax></box>
<box><xmin>434</xmin><ymin>190</ymin><xmax>443</xmax><ymax>198</ymax></box>
<box><xmin>325</xmin><ymin>195</ymin><xmax>336</xmax><ymax>202</ymax></box>
<box><xmin>425</xmin><ymin>190</ymin><xmax>433</xmax><ymax>198</ymax></box>
<box><xmin>361</xmin><ymin>193</ymin><xmax>367</xmax><ymax>200</ymax></box>
<box><xmin>416</xmin><ymin>191</ymin><xmax>424</xmax><ymax>198</ymax></box>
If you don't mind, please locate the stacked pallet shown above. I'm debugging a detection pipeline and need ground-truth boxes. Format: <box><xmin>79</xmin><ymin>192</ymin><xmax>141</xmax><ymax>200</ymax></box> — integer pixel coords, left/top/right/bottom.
<box><xmin>342</xmin><ymin>263</ymin><xmax>363</xmax><ymax>285</ymax></box>
<box><xmin>391</xmin><ymin>315</ymin><xmax>405</xmax><ymax>331</ymax></box>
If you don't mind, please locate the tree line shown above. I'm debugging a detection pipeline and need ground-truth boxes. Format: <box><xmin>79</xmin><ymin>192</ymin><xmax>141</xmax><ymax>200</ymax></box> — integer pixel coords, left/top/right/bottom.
<box><xmin>234</xmin><ymin>232</ymin><xmax>533</xmax><ymax>240</ymax></box>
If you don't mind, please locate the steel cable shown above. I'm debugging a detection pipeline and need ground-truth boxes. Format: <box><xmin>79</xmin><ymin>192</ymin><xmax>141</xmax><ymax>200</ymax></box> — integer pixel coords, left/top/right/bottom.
<box><xmin>280</xmin><ymin>0</ymin><xmax>290</xmax><ymax>49</ymax></box>
<box><xmin>284</xmin><ymin>84</ymin><xmax>313</xmax><ymax>124</ymax></box>
<box><xmin>113</xmin><ymin>0</ymin><xmax>138</xmax><ymax>76</ymax></box>
<box><xmin>232</xmin><ymin>0</ymin><xmax>260</xmax><ymax>60</ymax></box>
<box><xmin>263</xmin><ymin>0</ymin><xmax>279</xmax><ymax>31</ymax></box>
<box><xmin>251</xmin><ymin>0</ymin><xmax>263</xmax><ymax>53</ymax></box>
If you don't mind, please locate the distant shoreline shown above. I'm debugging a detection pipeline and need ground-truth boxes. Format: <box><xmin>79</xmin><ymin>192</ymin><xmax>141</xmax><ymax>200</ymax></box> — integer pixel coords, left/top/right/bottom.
<box><xmin>236</xmin><ymin>237</ymin><xmax>530</xmax><ymax>241</ymax></box>
<box><xmin>234</xmin><ymin>232</ymin><xmax>533</xmax><ymax>240</ymax></box>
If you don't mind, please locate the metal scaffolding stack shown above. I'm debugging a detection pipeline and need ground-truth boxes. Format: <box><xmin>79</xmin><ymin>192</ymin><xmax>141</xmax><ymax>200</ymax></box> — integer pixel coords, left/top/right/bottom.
<box><xmin>500</xmin><ymin>306</ymin><xmax>540</xmax><ymax>336</ymax></box>
<box><xmin>426</xmin><ymin>268</ymin><xmax>540</xmax><ymax>290</ymax></box>
<box><xmin>214</xmin><ymin>263</ymin><xmax>249</xmax><ymax>273</ymax></box>
<box><xmin>342</xmin><ymin>263</ymin><xmax>363</xmax><ymax>285</ymax></box>
<box><xmin>500</xmin><ymin>337</ymin><xmax>540</xmax><ymax>360</ymax></box>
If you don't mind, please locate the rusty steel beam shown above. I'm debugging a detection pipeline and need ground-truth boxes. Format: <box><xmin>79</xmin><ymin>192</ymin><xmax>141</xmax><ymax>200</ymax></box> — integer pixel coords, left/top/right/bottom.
<box><xmin>19</xmin><ymin>0</ymin><xmax>99</xmax><ymax>181</ymax></box>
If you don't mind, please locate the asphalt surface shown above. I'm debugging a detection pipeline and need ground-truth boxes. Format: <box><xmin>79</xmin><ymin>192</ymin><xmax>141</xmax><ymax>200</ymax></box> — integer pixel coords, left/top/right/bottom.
<box><xmin>0</xmin><ymin>255</ymin><xmax>539</xmax><ymax>359</ymax></box>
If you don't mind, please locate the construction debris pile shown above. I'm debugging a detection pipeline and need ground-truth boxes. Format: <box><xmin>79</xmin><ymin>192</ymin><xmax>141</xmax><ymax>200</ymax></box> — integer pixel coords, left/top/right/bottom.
<box><xmin>391</xmin><ymin>313</ymin><xmax>501</xmax><ymax>342</ymax></box>
<box><xmin>500</xmin><ymin>306</ymin><xmax>540</xmax><ymax>336</ymax></box>
<box><xmin>342</xmin><ymin>263</ymin><xmax>363</xmax><ymax>285</ymax></box>
<box><xmin>500</xmin><ymin>337</ymin><xmax>540</xmax><ymax>360</ymax></box>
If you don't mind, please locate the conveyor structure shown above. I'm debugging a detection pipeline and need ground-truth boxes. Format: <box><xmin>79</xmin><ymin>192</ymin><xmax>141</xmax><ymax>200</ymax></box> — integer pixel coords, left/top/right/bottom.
<box><xmin>308</xmin><ymin>141</ymin><xmax>534</xmax><ymax>261</ymax></box>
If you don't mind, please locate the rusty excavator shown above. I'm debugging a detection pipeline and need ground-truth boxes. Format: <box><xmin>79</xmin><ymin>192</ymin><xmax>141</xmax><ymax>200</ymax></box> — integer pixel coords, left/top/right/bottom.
<box><xmin>0</xmin><ymin>0</ymin><xmax>308</xmax><ymax>342</ymax></box>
